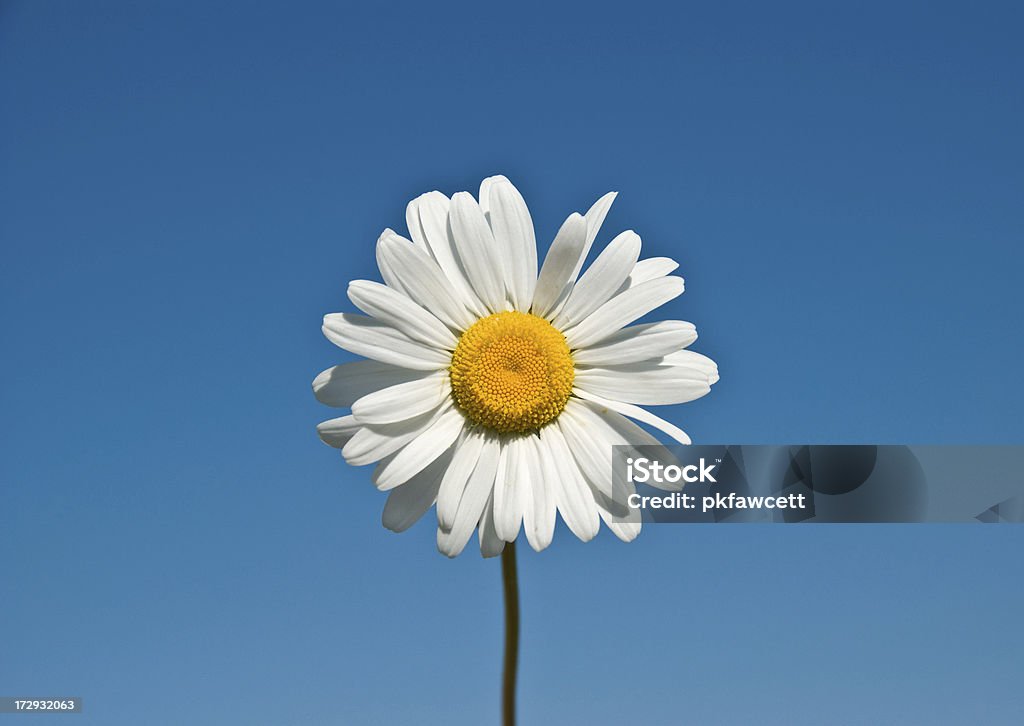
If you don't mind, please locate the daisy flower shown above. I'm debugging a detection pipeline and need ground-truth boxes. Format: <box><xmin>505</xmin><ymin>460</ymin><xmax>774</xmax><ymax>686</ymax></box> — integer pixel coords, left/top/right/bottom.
<box><xmin>314</xmin><ymin>176</ymin><xmax>718</xmax><ymax>557</ymax></box>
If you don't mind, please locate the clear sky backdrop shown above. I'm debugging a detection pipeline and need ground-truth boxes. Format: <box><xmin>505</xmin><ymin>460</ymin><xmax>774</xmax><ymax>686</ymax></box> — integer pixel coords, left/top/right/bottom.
<box><xmin>2</xmin><ymin>1</ymin><xmax>1022</xmax><ymax>724</ymax></box>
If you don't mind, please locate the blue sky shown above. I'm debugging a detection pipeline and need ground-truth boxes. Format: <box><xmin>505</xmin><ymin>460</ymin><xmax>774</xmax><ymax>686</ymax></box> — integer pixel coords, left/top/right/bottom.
<box><xmin>1</xmin><ymin>1</ymin><xmax>1021</xmax><ymax>724</ymax></box>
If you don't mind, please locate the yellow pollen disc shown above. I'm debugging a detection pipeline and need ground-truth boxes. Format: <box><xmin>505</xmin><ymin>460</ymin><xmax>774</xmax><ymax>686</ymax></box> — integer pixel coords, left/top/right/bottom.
<box><xmin>450</xmin><ymin>311</ymin><xmax>574</xmax><ymax>434</ymax></box>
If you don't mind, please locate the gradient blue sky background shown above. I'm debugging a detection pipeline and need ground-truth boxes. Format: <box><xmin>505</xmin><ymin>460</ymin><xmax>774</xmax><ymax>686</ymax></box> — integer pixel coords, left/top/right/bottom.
<box><xmin>2</xmin><ymin>1</ymin><xmax>1022</xmax><ymax>724</ymax></box>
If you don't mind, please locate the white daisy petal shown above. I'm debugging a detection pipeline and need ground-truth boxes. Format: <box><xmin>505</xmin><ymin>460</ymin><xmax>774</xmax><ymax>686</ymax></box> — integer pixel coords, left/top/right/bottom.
<box><xmin>375</xmin><ymin>229</ymin><xmax>415</xmax><ymax>296</ymax></box>
<box><xmin>351</xmin><ymin>372</ymin><xmax>451</xmax><ymax>425</ymax></box>
<box><xmin>563</xmin><ymin>276</ymin><xmax>685</xmax><ymax>349</ymax></box>
<box><xmin>478</xmin><ymin>176</ymin><xmax>498</xmax><ymax>216</ymax></box>
<box><xmin>580</xmin><ymin>401</ymin><xmax>660</xmax><ymax>447</ymax></box>
<box><xmin>323</xmin><ymin>313</ymin><xmax>450</xmax><ymax>370</ymax></box>
<box><xmin>478</xmin><ymin>492</ymin><xmax>506</xmax><ymax>558</ymax></box>
<box><xmin>556</xmin><ymin>400</ymin><xmax>616</xmax><ymax>498</ymax></box>
<box><xmin>436</xmin><ymin>429</ymin><xmax>486</xmax><ymax>531</ymax></box>
<box><xmin>316</xmin><ymin>415</ymin><xmax>360</xmax><ymax>448</ymax></box>
<box><xmin>404</xmin><ymin>197</ymin><xmax>433</xmax><ymax>255</ymax></box>
<box><xmin>572</xmin><ymin>387</ymin><xmax>692</xmax><ymax>445</ymax></box>
<box><xmin>554</xmin><ymin>230</ymin><xmax>642</xmax><ymax>328</ymax></box>
<box><xmin>408</xmin><ymin>191</ymin><xmax>487</xmax><ymax>316</ymax></box>
<box><xmin>574</xmin><ymin>363</ymin><xmax>711</xmax><ymax>405</ymax></box>
<box><xmin>342</xmin><ymin>404</ymin><xmax>447</xmax><ymax>467</ymax></box>
<box><xmin>577</xmin><ymin>191</ymin><xmax>617</xmax><ymax>276</ymax></box>
<box><xmin>662</xmin><ymin>350</ymin><xmax>720</xmax><ymax>384</ymax></box>
<box><xmin>597</xmin><ymin>488</ymin><xmax>642</xmax><ymax>542</ymax></box>
<box><xmin>438</xmin><ymin>434</ymin><xmax>501</xmax><ymax>558</ymax></box>
<box><xmin>382</xmin><ymin>447</ymin><xmax>454</xmax><ymax>532</ymax></box>
<box><xmin>531</xmin><ymin>212</ymin><xmax>587</xmax><ymax>318</ymax></box>
<box><xmin>540</xmin><ymin>190</ymin><xmax>618</xmax><ymax>319</ymax></box>
<box><xmin>313</xmin><ymin>360</ymin><xmax>429</xmax><ymax>408</ymax></box>
<box><xmin>483</xmin><ymin>176</ymin><xmax>537</xmax><ymax>311</ymax></box>
<box><xmin>571</xmin><ymin>321</ymin><xmax>697</xmax><ymax>366</ymax></box>
<box><xmin>448</xmin><ymin>192</ymin><xmax>506</xmax><ymax>312</ymax></box>
<box><xmin>348</xmin><ymin>280</ymin><xmax>457</xmax><ymax>350</ymax></box>
<box><xmin>541</xmin><ymin>425</ymin><xmax>600</xmax><ymax>542</ymax></box>
<box><xmin>634</xmin><ymin>256</ymin><xmax>679</xmax><ymax>280</ymax></box>
<box><xmin>572</xmin><ymin>399</ymin><xmax>681</xmax><ymax>492</ymax></box>
<box><xmin>490</xmin><ymin>440</ymin><xmax>510</xmax><ymax>537</ymax></box>
<box><xmin>508</xmin><ymin>439</ymin><xmax>530</xmax><ymax>543</ymax></box>
<box><xmin>521</xmin><ymin>434</ymin><xmax>554</xmax><ymax>552</ymax></box>
<box><xmin>377</xmin><ymin>232</ymin><xmax>476</xmax><ymax>330</ymax></box>
<box><xmin>435</xmin><ymin>527</ymin><xmax>460</xmax><ymax>557</ymax></box>
<box><xmin>492</xmin><ymin>438</ymin><xmax>523</xmax><ymax>542</ymax></box>
<box><xmin>372</xmin><ymin>406</ymin><xmax>465</xmax><ymax>490</ymax></box>
<box><xmin>615</xmin><ymin>257</ymin><xmax>680</xmax><ymax>294</ymax></box>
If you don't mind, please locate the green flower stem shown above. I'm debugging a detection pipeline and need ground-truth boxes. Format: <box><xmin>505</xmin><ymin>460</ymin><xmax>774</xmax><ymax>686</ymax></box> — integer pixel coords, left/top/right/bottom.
<box><xmin>501</xmin><ymin>540</ymin><xmax>519</xmax><ymax>726</ymax></box>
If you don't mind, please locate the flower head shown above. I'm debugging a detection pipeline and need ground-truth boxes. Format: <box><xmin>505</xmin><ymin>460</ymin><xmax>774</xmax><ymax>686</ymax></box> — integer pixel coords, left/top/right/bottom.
<box><xmin>314</xmin><ymin>176</ymin><xmax>718</xmax><ymax>557</ymax></box>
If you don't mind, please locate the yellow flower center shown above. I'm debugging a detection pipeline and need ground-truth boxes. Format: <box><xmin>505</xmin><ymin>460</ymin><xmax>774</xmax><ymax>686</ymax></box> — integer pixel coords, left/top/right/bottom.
<box><xmin>450</xmin><ymin>311</ymin><xmax>574</xmax><ymax>434</ymax></box>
